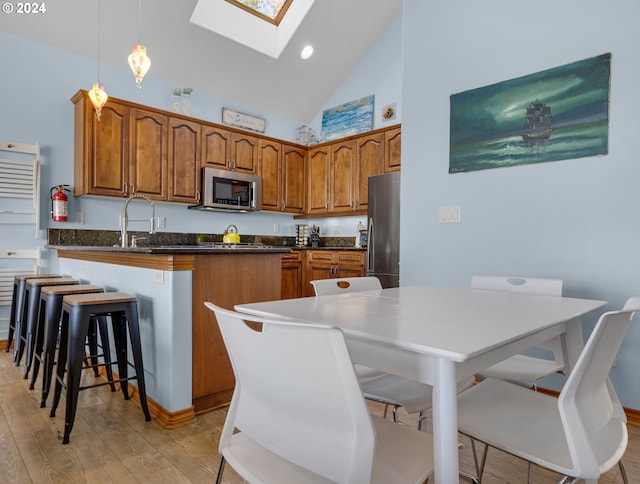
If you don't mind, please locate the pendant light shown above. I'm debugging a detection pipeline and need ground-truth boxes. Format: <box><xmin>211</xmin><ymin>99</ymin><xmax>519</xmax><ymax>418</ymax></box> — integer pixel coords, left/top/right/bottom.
<box><xmin>128</xmin><ymin>0</ymin><xmax>151</xmax><ymax>89</ymax></box>
<box><xmin>89</xmin><ymin>0</ymin><xmax>108</xmax><ymax>120</ymax></box>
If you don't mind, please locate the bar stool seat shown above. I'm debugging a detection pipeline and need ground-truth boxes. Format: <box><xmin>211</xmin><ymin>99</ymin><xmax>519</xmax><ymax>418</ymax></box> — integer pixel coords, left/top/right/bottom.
<box><xmin>50</xmin><ymin>292</ymin><xmax>151</xmax><ymax>444</ymax></box>
<box><xmin>29</xmin><ymin>284</ymin><xmax>113</xmax><ymax>408</ymax></box>
<box><xmin>7</xmin><ymin>274</ymin><xmax>61</xmax><ymax>356</ymax></box>
<box><xmin>18</xmin><ymin>278</ymin><xmax>79</xmax><ymax>378</ymax></box>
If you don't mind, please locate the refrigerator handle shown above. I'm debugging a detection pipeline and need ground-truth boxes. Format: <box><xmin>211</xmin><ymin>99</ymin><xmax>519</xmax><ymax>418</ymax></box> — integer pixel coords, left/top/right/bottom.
<box><xmin>367</xmin><ymin>217</ymin><xmax>374</xmax><ymax>272</ymax></box>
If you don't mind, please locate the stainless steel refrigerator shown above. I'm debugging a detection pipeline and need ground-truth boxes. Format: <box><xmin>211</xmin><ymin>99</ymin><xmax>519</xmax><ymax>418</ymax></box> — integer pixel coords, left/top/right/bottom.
<box><xmin>367</xmin><ymin>171</ymin><xmax>400</xmax><ymax>288</ymax></box>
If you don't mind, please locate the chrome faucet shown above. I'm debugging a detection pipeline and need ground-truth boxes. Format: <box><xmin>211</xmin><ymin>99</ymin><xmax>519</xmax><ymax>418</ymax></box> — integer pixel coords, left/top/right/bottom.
<box><xmin>121</xmin><ymin>194</ymin><xmax>156</xmax><ymax>248</ymax></box>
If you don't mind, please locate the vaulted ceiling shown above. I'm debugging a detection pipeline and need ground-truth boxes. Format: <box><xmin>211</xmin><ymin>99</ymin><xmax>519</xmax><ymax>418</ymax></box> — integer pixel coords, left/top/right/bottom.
<box><xmin>0</xmin><ymin>0</ymin><xmax>402</xmax><ymax>122</ymax></box>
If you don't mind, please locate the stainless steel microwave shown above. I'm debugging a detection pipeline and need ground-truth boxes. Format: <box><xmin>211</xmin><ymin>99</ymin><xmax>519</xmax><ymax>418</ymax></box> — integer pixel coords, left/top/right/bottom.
<box><xmin>189</xmin><ymin>167</ymin><xmax>262</xmax><ymax>212</ymax></box>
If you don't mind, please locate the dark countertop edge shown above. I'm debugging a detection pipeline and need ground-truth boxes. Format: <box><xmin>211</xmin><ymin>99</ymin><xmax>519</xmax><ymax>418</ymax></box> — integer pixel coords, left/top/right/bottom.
<box><xmin>288</xmin><ymin>247</ymin><xmax>367</xmax><ymax>251</ymax></box>
<box><xmin>47</xmin><ymin>245</ymin><xmax>292</xmax><ymax>255</ymax></box>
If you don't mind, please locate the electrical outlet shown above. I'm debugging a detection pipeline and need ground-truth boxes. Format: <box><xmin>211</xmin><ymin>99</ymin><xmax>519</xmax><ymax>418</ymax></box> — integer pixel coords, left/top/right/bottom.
<box><xmin>157</xmin><ymin>217</ymin><xmax>166</xmax><ymax>229</ymax></box>
<box><xmin>81</xmin><ymin>261</ymin><xmax>88</xmax><ymax>270</ymax></box>
<box><xmin>75</xmin><ymin>212</ymin><xmax>85</xmax><ymax>224</ymax></box>
<box><xmin>332</xmin><ymin>224</ymin><xmax>341</xmax><ymax>234</ymax></box>
<box><xmin>273</xmin><ymin>223</ymin><xmax>280</xmax><ymax>233</ymax></box>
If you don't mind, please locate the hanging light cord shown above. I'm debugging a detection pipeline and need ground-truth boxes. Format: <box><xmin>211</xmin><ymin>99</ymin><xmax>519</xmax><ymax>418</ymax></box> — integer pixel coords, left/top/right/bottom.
<box><xmin>97</xmin><ymin>0</ymin><xmax>101</xmax><ymax>81</ymax></box>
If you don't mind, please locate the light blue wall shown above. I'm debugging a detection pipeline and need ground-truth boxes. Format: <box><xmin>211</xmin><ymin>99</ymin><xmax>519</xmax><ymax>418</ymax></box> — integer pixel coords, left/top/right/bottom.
<box><xmin>401</xmin><ymin>0</ymin><xmax>640</xmax><ymax>409</ymax></box>
<box><xmin>308</xmin><ymin>12</ymin><xmax>404</xmax><ymax>137</ymax></box>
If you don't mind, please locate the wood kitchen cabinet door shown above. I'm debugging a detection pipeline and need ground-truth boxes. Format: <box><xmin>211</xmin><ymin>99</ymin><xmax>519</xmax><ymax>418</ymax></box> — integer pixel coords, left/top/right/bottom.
<box><xmin>355</xmin><ymin>132</ymin><xmax>384</xmax><ymax>210</ymax></box>
<box><xmin>231</xmin><ymin>132</ymin><xmax>258</xmax><ymax>174</ymax></box>
<box><xmin>281</xmin><ymin>250</ymin><xmax>304</xmax><ymax>299</ymax></box>
<box><xmin>330</xmin><ymin>140</ymin><xmax>357</xmax><ymax>213</ymax></box>
<box><xmin>282</xmin><ymin>144</ymin><xmax>306</xmax><ymax>213</ymax></box>
<box><xmin>258</xmin><ymin>138</ymin><xmax>282</xmax><ymax>211</ymax></box>
<box><xmin>76</xmin><ymin>98</ymin><xmax>130</xmax><ymax>198</ymax></box>
<box><xmin>307</xmin><ymin>146</ymin><xmax>330</xmax><ymax>215</ymax></box>
<box><xmin>384</xmin><ymin>127</ymin><xmax>401</xmax><ymax>172</ymax></box>
<box><xmin>201</xmin><ymin>123</ymin><xmax>231</xmax><ymax>171</ymax></box>
<box><xmin>129</xmin><ymin>108</ymin><xmax>168</xmax><ymax>200</ymax></box>
<box><xmin>168</xmin><ymin>117</ymin><xmax>201</xmax><ymax>203</ymax></box>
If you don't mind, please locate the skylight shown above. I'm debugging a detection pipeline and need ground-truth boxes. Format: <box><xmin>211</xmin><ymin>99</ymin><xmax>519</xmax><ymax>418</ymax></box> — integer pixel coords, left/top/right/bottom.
<box><xmin>191</xmin><ymin>0</ymin><xmax>315</xmax><ymax>59</ymax></box>
<box><xmin>226</xmin><ymin>0</ymin><xmax>293</xmax><ymax>25</ymax></box>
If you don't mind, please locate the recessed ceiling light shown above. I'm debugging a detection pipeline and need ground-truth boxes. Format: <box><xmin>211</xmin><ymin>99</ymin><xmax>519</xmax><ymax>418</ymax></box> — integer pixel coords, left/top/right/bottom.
<box><xmin>300</xmin><ymin>45</ymin><xmax>314</xmax><ymax>60</ymax></box>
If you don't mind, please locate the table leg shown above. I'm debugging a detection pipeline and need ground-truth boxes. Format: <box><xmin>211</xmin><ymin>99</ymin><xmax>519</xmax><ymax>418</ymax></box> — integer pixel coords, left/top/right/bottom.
<box><xmin>562</xmin><ymin>316</ymin><xmax>584</xmax><ymax>374</ymax></box>
<box><xmin>432</xmin><ymin>358</ymin><xmax>459</xmax><ymax>484</ymax></box>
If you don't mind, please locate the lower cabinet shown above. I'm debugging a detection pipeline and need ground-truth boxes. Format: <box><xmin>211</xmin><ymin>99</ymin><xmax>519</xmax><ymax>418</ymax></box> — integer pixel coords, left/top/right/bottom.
<box><xmin>281</xmin><ymin>251</ymin><xmax>304</xmax><ymax>299</ymax></box>
<box><xmin>304</xmin><ymin>250</ymin><xmax>366</xmax><ymax>297</ymax></box>
<box><xmin>281</xmin><ymin>249</ymin><xmax>367</xmax><ymax>299</ymax></box>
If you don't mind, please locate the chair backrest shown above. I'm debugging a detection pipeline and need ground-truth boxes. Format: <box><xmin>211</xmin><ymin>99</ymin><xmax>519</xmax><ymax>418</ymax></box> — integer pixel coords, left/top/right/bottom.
<box><xmin>311</xmin><ymin>276</ymin><xmax>382</xmax><ymax>296</ymax></box>
<box><xmin>205</xmin><ymin>302</ymin><xmax>376</xmax><ymax>483</ymax></box>
<box><xmin>470</xmin><ymin>275</ymin><xmax>563</xmax><ymax>297</ymax></box>
<box><xmin>557</xmin><ymin>296</ymin><xmax>639</xmax><ymax>479</ymax></box>
<box><xmin>471</xmin><ymin>275</ymin><xmax>564</xmax><ymax>362</ymax></box>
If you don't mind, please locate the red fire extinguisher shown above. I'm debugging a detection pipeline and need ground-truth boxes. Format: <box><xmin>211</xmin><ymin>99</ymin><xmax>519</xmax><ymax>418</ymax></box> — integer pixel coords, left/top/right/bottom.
<box><xmin>50</xmin><ymin>185</ymin><xmax>70</xmax><ymax>222</ymax></box>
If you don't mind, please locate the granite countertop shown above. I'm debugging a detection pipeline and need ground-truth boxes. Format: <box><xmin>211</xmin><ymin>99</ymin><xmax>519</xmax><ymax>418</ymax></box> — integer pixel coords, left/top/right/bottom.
<box><xmin>48</xmin><ymin>229</ymin><xmax>365</xmax><ymax>252</ymax></box>
<box><xmin>49</xmin><ymin>244</ymin><xmax>292</xmax><ymax>254</ymax></box>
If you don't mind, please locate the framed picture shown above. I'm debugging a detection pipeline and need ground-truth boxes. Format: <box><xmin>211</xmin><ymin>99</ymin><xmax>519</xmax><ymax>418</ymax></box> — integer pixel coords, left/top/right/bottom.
<box><xmin>449</xmin><ymin>53</ymin><xmax>611</xmax><ymax>173</ymax></box>
<box><xmin>320</xmin><ymin>95</ymin><xmax>374</xmax><ymax>142</ymax></box>
<box><xmin>222</xmin><ymin>108</ymin><xmax>266</xmax><ymax>133</ymax></box>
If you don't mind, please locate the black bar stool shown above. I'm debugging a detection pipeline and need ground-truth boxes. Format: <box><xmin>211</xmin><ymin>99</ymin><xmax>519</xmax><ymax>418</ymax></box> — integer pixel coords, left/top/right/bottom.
<box><xmin>50</xmin><ymin>292</ymin><xmax>151</xmax><ymax>444</ymax></box>
<box><xmin>29</xmin><ymin>284</ymin><xmax>115</xmax><ymax>408</ymax></box>
<box><xmin>17</xmin><ymin>277</ymin><xmax>79</xmax><ymax>378</ymax></box>
<box><xmin>7</xmin><ymin>274</ymin><xmax>61</xmax><ymax>356</ymax></box>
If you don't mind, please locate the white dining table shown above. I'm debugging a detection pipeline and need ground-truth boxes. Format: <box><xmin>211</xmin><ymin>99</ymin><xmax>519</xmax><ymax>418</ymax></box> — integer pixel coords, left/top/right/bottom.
<box><xmin>235</xmin><ymin>285</ymin><xmax>606</xmax><ymax>483</ymax></box>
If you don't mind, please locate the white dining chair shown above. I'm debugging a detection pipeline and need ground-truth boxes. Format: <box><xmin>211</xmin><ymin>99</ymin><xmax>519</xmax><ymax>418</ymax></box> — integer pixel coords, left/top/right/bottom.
<box><xmin>456</xmin><ymin>296</ymin><xmax>639</xmax><ymax>484</ymax></box>
<box><xmin>471</xmin><ymin>275</ymin><xmax>565</xmax><ymax>389</ymax></box>
<box><xmin>205</xmin><ymin>302</ymin><xmax>435</xmax><ymax>484</ymax></box>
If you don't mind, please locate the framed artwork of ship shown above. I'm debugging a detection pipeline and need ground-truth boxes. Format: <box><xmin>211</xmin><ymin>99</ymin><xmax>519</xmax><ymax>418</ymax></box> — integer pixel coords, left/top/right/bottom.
<box><xmin>449</xmin><ymin>53</ymin><xmax>611</xmax><ymax>173</ymax></box>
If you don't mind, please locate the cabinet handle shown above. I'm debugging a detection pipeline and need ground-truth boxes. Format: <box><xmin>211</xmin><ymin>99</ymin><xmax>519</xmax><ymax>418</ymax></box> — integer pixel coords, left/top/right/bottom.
<box><xmin>227</xmin><ymin>159</ymin><xmax>231</xmax><ymax>170</ymax></box>
<box><xmin>124</xmin><ymin>183</ymin><xmax>128</xmax><ymax>195</ymax></box>
<box><xmin>197</xmin><ymin>190</ymin><xmax>201</xmax><ymax>203</ymax></box>
<box><xmin>131</xmin><ymin>183</ymin><xmax>136</xmax><ymax>194</ymax></box>
<box><xmin>282</xmin><ymin>200</ymin><xmax>286</xmax><ymax>210</ymax></box>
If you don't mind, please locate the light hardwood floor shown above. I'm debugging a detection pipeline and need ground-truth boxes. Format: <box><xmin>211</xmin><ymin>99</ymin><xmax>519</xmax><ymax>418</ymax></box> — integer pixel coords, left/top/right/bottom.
<box><xmin>1</xmin><ymin>349</ymin><xmax>637</xmax><ymax>483</ymax></box>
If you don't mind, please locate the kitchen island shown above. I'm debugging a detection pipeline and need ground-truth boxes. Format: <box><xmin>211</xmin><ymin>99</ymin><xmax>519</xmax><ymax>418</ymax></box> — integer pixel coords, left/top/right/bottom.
<box><xmin>53</xmin><ymin>245</ymin><xmax>288</xmax><ymax>427</ymax></box>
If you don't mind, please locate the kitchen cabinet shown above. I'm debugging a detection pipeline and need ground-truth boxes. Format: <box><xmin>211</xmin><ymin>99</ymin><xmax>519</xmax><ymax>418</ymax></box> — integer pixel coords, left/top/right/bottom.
<box><xmin>73</xmin><ymin>93</ymin><xmax>129</xmax><ymax>198</ymax></box>
<box><xmin>201</xmin><ymin>123</ymin><xmax>257</xmax><ymax>174</ymax></box>
<box><xmin>281</xmin><ymin>250</ymin><xmax>304</xmax><ymax>299</ymax></box>
<box><xmin>73</xmin><ymin>91</ymin><xmax>169</xmax><ymax>201</ymax></box>
<box><xmin>307</xmin><ymin>145</ymin><xmax>331</xmax><ymax>215</ymax></box>
<box><xmin>304</xmin><ymin>250</ymin><xmax>366</xmax><ymax>296</ymax></box>
<box><xmin>384</xmin><ymin>127</ymin><xmax>401</xmax><ymax>172</ymax></box>
<box><xmin>168</xmin><ymin>117</ymin><xmax>201</xmax><ymax>204</ymax></box>
<box><xmin>282</xmin><ymin>144</ymin><xmax>306</xmax><ymax>213</ymax></box>
<box><xmin>330</xmin><ymin>140</ymin><xmax>357</xmax><ymax>213</ymax></box>
<box><xmin>259</xmin><ymin>141</ymin><xmax>306</xmax><ymax>213</ymax></box>
<box><xmin>129</xmin><ymin>108</ymin><xmax>168</xmax><ymax>200</ymax></box>
<box><xmin>298</xmin><ymin>126</ymin><xmax>399</xmax><ymax>218</ymax></box>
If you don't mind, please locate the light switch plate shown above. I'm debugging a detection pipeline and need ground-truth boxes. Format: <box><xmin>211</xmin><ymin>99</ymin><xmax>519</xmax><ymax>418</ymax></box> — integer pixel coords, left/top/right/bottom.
<box><xmin>439</xmin><ymin>206</ymin><xmax>461</xmax><ymax>223</ymax></box>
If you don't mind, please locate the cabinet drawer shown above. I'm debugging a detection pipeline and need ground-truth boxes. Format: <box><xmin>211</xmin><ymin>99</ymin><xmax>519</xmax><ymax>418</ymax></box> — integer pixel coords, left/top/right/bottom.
<box><xmin>336</xmin><ymin>251</ymin><xmax>365</xmax><ymax>265</ymax></box>
<box><xmin>281</xmin><ymin>251</ymin><xmax>302</xmax><ymax>262</ymax></box>
<box><xmin>307</xmin><ymin>251</ymin><xmax>334</xmax><ymax>263</ymax></box>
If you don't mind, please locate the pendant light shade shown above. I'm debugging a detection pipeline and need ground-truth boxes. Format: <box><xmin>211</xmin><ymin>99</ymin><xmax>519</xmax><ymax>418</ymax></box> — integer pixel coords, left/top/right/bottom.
<box><xmin>88</xmin><ymin>82</ymin><xmax>109</xmax><ymax>120</ymax></box>
<box><xmin>128</xmin><ymin>44</ymin><xmax>151</xmax><ymax>89</ymax></box>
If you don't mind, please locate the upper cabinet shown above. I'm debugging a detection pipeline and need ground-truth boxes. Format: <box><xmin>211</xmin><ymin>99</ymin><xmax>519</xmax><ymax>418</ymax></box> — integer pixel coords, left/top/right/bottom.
<box><xmin>202</xmin><ymin>123</ymin><xmax>257</xmax><ymax>174</ymax></box>
<box><xmin>257</xmin><ymin>140</ymin><xmax>305</xmax><ymax>214</ymax></box>
<box><xmin>384</xmin><ymin>127</ymin><xmax>401</xmax><ymax>173</ymax></box>
<box><xmin>74</xmin><ymin>91</ymin><xmax>172</xmax><ymax>201</ymax></box>
<box><xmin>299</xmin><ymin>126</ymin><xmax>399</xmax><ymax>218</ymax></box>
<box><xmin>129</xmin><ymin>108</ymin><xmax>168</xmax><ymax>200</ymax></box>
<box><xmin>72</xmin><ymin>90</ymin><xmax>399</xmax><ymax>215</ymax></box>
<box><xmin>168</xmin><ymin>117</ymin><xmax>201</xmax><ymax>204</ymax></box>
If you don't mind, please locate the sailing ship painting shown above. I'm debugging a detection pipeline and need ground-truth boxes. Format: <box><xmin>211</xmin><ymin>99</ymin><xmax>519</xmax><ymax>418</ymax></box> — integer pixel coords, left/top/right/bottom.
<box><xmin>449</xmin><ymin>53</ymin><xmax>610</xmax><ymax>173</ymax></box>
<box><xmin>522</xmin><ymin>99</ymin><xmax>553</xmax><ymax>145</ymax></box>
